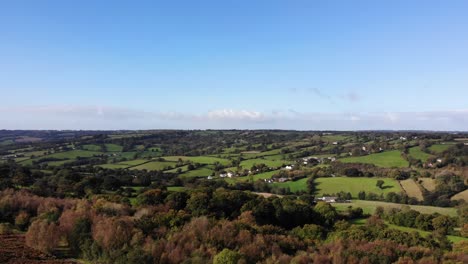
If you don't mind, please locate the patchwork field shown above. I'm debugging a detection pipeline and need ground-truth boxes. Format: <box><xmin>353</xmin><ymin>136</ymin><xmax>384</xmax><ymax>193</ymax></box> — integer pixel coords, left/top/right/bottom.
<box><xmin>408</xmin><ymin>147</ymin><xmax>431</xmax><ymax>162</ymax></box>
<box><xmin>130</xmin><ymin>161</ymin><xmax>177</xmax><ymax>171</ymax></box>
<box><xmin>399</xmin><ymin>179</ymin><xmax>424</xmax><ymax>201</ymax></box>
<box><xmin>162</xmin><ymin>156</ymin><xmax>231</xmax><ymax>165</ymax></box>
<box><xmin>165</xmin><ymin>165</ymin><xmax>191</xmax><ymax>173</ymax></box>
<box><xmin>179</xmin><ymin>166</ymin><xmax>214</xmax><ymax>178</ymax></box>
<box><xmin>419</xmin><ymin>178</ymin><xmax>436</xmax><ymax>191</ymax></box>
<box><xmin>105</xmin><ymin>143</ymin><xmax>123</xmax><ymax>152</ymax></box>
<box><xmin>340</xmin><ymin>150</ymin><xmax>409</xmax><ymax>168</ymax></box>
<box><xmin>350</xmin><ymin>220</ymin><xmax>467</xmax><ymax>243</ymax></box>
<box><xmin>333</xmin><ymin>200</ymin><xmax>457</xmax><ymax>217</ymax></box>
<box><xmin>20</xmin><ymin>150</ymin><xmax>103</xmax><ymax>165</ymax></box>
<box><xmin>82</xmin><ymin>144</ymin><xmax>103</xmax><ymax>151</ymax></box>
<box><xmin>239</xmin><ymin>158</ymin><xmax>288</xmax><ymax>169</ymax></box>
<box><xmin>225</xmin><ymin>170</ymin><xmax>282</xmax><ymax>184</ymax></box>
<box><xmin>272</xmin><ymin>177</ymin><xmax>308</xmax><ymax>193</ymax></box>
<box><xmin>428</xmin><ymin>144</ymin><xmax>450</xmax><ymax>153</ymax></box>
<box><xmin>314</xmin><ymin>177</ymin><xmax>402</xmax><ymax>198</ymax></box>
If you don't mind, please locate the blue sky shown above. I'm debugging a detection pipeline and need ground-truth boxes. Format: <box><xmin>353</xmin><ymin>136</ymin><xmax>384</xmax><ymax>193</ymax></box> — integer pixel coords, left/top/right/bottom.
<box><xmin>1</xmin><ymin>1</ymin><xmax>467</xmax><ymax>130</ymax></box>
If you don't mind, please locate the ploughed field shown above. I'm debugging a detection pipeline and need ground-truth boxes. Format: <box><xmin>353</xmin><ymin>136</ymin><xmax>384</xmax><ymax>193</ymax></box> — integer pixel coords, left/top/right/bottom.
<box><xmin>0</xmin><ymin>235</ymin><xmax>77</xmax><ymax>264</ymax></box>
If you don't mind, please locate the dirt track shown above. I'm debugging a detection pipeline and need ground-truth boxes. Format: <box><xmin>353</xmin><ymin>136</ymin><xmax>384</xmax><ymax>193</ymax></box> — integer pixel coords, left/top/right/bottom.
<box><xmin>0</xmin><ymin>235</ymin><xmax>77</xmax><ymax>264</ymax></box>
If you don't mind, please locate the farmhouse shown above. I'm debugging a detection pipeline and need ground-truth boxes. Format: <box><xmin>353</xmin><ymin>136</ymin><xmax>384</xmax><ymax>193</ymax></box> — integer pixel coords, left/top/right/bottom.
<box><xmin>317</xmin><ymin>196</ymin><xmax>338</xmax><ymax>203</ymax></box>
<box><xmin>284</xmin><ymin>165</ymin><xmax>293</xmax><ymax>170</ymax></box>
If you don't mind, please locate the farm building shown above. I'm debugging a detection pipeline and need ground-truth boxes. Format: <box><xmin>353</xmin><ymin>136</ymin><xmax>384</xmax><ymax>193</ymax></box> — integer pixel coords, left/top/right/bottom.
<box><xmin>317</xmin><ymin>196</ymin><xmax>338</xmax><ymax>203</ymax></box>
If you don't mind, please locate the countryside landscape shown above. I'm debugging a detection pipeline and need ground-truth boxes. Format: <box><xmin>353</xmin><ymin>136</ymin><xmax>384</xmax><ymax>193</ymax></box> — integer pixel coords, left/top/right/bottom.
<box><xmin>0</xmin><ymin>130</ymin><xmax>467</xmax><ymax>263</ymax></box>
<box><xmin>2</xmin><ymin>1</ymin><xmax>468</xmax><ymax>263</ymax></box>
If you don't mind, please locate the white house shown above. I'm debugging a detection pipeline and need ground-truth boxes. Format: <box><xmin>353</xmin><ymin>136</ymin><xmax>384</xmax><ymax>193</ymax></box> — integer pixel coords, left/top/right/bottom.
<box><xmin>317</xmin><ymin>196</ymin><xmax>338</xmax><ymax>203</ymax></box>
<box><xmin>284</xmin><ymin>165</ymin><xmax>293</xmax><ymax>170</ymax></box>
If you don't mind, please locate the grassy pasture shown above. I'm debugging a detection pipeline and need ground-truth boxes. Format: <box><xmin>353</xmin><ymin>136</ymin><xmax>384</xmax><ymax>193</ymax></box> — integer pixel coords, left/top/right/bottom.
<box><xmin>165</xmin><ymin>165</ymin><xmax>191</xmax><ymax>173</ymax></box>
<box><xmin>340</xmin><ymin>150</ymin><xmax>409</xmax><ymax>168</ymax></box>
<box><xmin>321</xmin><ymin>135</ymin><xmax>349</xmax><ymax>142</ymax></box>
<box><xmin>167</xmin><ymin>186</ymin><xmax>187</xmax><ymax>192</ymax></box>
<box><xmin>399</xmin><ymin>179</ymin><xmax>424</xmax><ymax>201</ymax></box>
<box><xmin>272</xmin><ymin>177</ymin><xmax>309</xmax><ymax>193</ymax></box>
<box><xmin>162</xmin><ymin>156</ymin><xmax>231</xmax><ymax>165</ymax></box>
<box><xmin>225</xmin><ymin>170</ymin><xmax>281</xmax><ymax>184</ymax></box>
<box><xmin>131</xmin><ymin>161</ymin><xmax>177</xmax><ymax>171</ymax></box>
<box><xmin>239</xmin><ymin>158</ymin><xmax>288</xmax><ymax>169</ymax></box>
<box><xmin>20</xmin><ymin>150</ymin><xmax>103</xmax><ymax>165</ymax></box>
<box><xmin>451</xmin><ymin>189</ymin><xmax>468</xmax><ymax>201</ymax></box>
<box><xmin>350</xmin><ymin>219</ymin><xmax>466</xmax><ymax>243</ymax></box>
<box><xmin>333</xmin><ymin>200</ymin><xmax>457</xmax><ymax>217</ymax></box>
<box><xmin>408</xmin><ymin>147</ymin><xmax>431</xmax><ymax>162</ymax></box>
<box><xmin>428</xmin><ymin>144</ymin><xmax>450</xmax><ymax>153</ymax></box>
<box><xmin>179</xmin><ymin>166</ymin><xmax>214</xmax><ymax>178</ymax></box>
<box><xmin>118</xmin><ymin>159</ymin><xmax>149</xmax><ymax>166</ymax></box>
<box><xmin>385</xmin><ymin>223</ymin><xmax>467</xmax><ymax>243</ymax></box>
<box><xmin>119</xmin><ymin>152</ymin><xmax>138</xmax><ymax>159</ymax></box>
<box><xmin>105</xmin><ymin>144</ymin><xmax>123</xmax><ymax>152</ymax></box>
<box><xmin>315</xmin><ymin>177</ymin><xmax>402</xmax><ymax>198</ymax></box>
<box><xmin>82</xmin><ymin>144</ymin><xmax>102</xmax><ymax>151</ymax></box>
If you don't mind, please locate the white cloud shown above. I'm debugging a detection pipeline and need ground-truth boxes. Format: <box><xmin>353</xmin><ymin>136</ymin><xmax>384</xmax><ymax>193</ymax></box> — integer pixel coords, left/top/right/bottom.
<box><xmin>0</xmin><ymin>105</ymin><xmax>467</xmax><ymax>131</ymax></box>
<box><xmin>206</xmin><ymin>109</ymin><xmax>265</xmax><ymax>121</ymax></box>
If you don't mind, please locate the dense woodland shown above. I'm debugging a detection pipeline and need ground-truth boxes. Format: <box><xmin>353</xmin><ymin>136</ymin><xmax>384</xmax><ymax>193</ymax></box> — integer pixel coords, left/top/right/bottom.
<box><xmin>0</xmin><ymin>130</ymin><xmax>467</xmax><ymax>263</ymax></box>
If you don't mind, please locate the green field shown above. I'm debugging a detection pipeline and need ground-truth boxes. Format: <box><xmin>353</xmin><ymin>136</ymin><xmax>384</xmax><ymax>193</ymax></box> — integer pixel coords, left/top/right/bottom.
<box><xmin>225</xmin><ymin>170</ymin><xmax>281</xmax><ymax>184</ymax></box>
<box><xmin>408</xmin><ymin>147</ymin><xmax>431</xmax><ymax>162</ymax></box>
<box><xmin>262</xmin><ymin>154</ymin><xmax>288</xmax><ymax>160</ymax></box>
<box><xmin>315</xmin><ymin>177</ymin><xmax>402</xmax><ymax>198</ymax></box>
<box><xmin>165</xmin><ymin>165</ymin><xmax>191</xmax><ymax>173</ymax></box>
<box><xmin>118</xmin><ymin>159</ymin><xmax>149</xmax><ymax>166</ymax></box>
<box><xmin>340</xmin><ymin>150</ymin><xmax>409</xmax><ymax>168</ymax></box>
<box><xmin>385</xmin><ymin>223</ymin><xmax>467</xmax><ymax>243</ymax></box>
<box><xmin>428</xmin><ymin>144</ymin><xmax>451</xmax><ymax>153</ymax></box>
<box><xmin>350</xmin><ymin>218</ymin><xmax>466</xmax><ymax>243</ymax></box>
<box><xmin>239</xmin><ymin>158</ymin><xmax>288</xmax><ymax>169</ymax></box>
<box><xmin>131</xmin><ymin>161</ymin><xmax>177</xmax><ymax>171</ymax></box>
<box><xmin>167</xmin><ymin>186</ymin><xmax>187</xmax><ymax>192</ymax></box>
<box><xmin>162</xmin><ymin>156</ymin><xmax>231</xmax><ymax>165</ymax></box>
<box><xmin>105</xmin><ymin>143</ymin><xmax>123</xmax><ymax>152</ymax></box>
<box><xmin>82</xmin><ymin>144</ymin><xmax>103</xmax><ymax>151</ymax></box>
<box><xmin>20</xmin><ymin>150</ymin><xmax>103</xmax><ymax>165</ymax></box>
<box><xmin>333</xmin><ymin>200</ymin><xmax>457</xmax><ymax>217</ymax></box>
<box><xmin>272</xmin><ymin>177</ymin><xmax>309</xmax><ymax>193</ymax></box>
<box><xmin>179</xmin><ymin>166</ymin><xmax>214</xmax><ymax>178</ymax></box>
